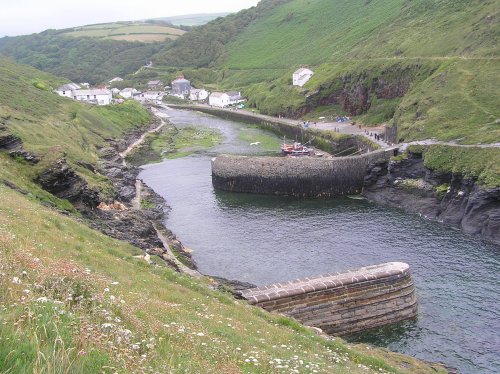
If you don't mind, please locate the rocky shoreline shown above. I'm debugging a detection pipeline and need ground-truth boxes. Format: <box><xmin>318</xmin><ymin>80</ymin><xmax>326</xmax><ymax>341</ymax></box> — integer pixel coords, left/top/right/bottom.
<box><xmin>363</xmin><ymin>150</ymin><xmax>500</xmax><ymax>245</ymax></box>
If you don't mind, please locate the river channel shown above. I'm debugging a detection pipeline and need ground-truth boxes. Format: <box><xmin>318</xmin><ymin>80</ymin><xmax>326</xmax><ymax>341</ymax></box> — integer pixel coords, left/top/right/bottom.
<box><xmin>139</xmin><ymin>107</ymin><xmax>500</xmax><ymax>374</ymax></box>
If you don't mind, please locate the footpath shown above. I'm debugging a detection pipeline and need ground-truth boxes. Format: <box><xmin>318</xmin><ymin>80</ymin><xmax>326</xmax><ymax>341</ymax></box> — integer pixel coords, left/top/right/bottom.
<box><xmin>165</xmin><ymin>103</ymin><xmax>390</xmax><ymax>148</ymax></box>
<box><xmin>166</xmin><ymin>102</ymin><xmax>500</xmax><ymax>151</ymax></box>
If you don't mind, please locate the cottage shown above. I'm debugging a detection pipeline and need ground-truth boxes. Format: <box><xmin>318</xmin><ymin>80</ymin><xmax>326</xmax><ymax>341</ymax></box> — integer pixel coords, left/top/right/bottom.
<box><xmin>73</xmin><ymin>89</ymin><xmax>112</xmax><ymax>105</ymax></box>
<box><xmin>189</xmin><ymin>88</ymin><xmax>209</xmax><ymax>101</ymax></box>
<box><xmin>120</xmin><ymin>88</ymin><xmax>138</xmax><ymax>99</ymax></box>
<box><xmin>171</xmin><ymin>77</ymin><xmax>191</xmax><ymax>97</ymax></box>
<box><xmin>55</xmin><ymin>83</ymin><xmax>81</xmax><ymax>98</ymax></box>
<box><xmin>227</xmin><ymin>91</ymin><xmax>245</xmax><ymax>105</ymax></box>
<box><xmin>209</xmin><ymin>92</ymin><xmax>230</xmax><ymax>107</ymax></box>
<box><xmin>292</xmin><ymin>68</ymin><xmax>314</xmax><ymax>87</ymax></box>
<box><xmin>134</xmin><ymin>91</ymin><xmax>163</xmax><ymax>104</ymax></box>
<box><xmin>111</xmin><ymin>88</ymin><xmax>121</xmax><ymax>95</ymax></box>
<box><xmin>147</xmin><ymin>80</ymin><xmax>164</xmax><ymax>90</ymax></box>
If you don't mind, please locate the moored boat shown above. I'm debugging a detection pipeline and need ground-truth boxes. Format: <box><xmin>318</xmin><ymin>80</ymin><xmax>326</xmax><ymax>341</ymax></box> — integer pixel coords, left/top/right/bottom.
<box><xmin>281</xmin><ymin>140</ymin><xmax>312</xmax><ymax>156</ymax></box>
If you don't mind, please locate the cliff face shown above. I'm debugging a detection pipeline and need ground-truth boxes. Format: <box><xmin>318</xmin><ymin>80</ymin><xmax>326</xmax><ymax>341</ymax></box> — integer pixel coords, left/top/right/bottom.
<box><xmin>363</xmin><ymin>152</ymin><xmax>500</xmax><ymax>245</ymax></box>
<box><xmin>298</xmin><ymin>64</ymin><xmax>435</xmax><ymax>119</ymax></box>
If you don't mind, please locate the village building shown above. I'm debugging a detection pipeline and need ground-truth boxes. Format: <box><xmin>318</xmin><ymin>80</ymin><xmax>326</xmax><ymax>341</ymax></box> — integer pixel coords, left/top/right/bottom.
<box><xmin>171</xmin><ymin>76</ymin><xmax>191</xmax><ymax>98</ymax></box>
<box><xmin>111</xmin><ymin>88</ymin><xmax>121</xmax><ymax>95</ymax></box>
<box><xmin>189</xmin><ymin>88</ymin><xmax>209</xmax><ymax>101</ymax></box>
<box><xmin>209</xmin><ymin>91</ymin><xmax>246</xmax><ymax>107</ymax></box>
<box><xmin>109</xmin><ymin>77</ymin><xmax>123</xmax><ymax>84</ymax></box>
<box><xmin>227</xmin><ymin>91</ymin><xmax>245</xmax><ymax>105</ymax></box>
<box><xmin>147</xmin><ymin>80</ymin><xmax>164</xmax><ymax>91</ymax></box>
<box><xmin>292</xmin><ymin>67</ymin><xmax>314</xmax><ymax>87</ymax></box>
<box><xmin>55</xmin><ymin>83</ymin><xmax>81</xmax><ymax>98</ymax></box>
<box><xmin>120</xmin><ymin>88</ymin><xmax>138</xmax><ymax>99</ymax></box>
<box><xmin>72</xmin><ymin>89</ymin><xmax>112</xmax><ymax>105</ymax></box>
<box><xmin>134</xmin><ymin>91</ymin><xmax>163</xmax><ymax>104</ymax></box>
<box><xmin>209</xmin><ymin>92</ymin><xmax>230</xmax><ymax>107</ymax></box>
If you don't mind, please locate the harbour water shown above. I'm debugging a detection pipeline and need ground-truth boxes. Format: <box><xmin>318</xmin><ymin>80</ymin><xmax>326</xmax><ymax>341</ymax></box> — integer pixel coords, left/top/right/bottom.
<box><xmin>139</xmin><ymin>107</ymin><xmax>500</xmax><ymax>373</ymax></box>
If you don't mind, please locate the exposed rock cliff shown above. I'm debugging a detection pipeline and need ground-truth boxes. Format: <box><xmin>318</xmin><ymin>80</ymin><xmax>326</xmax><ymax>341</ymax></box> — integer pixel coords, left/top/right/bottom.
<box><xmin>363</xmin><ymin>151</ymin><xmax>500</xmax><ymax>245</ymax></box>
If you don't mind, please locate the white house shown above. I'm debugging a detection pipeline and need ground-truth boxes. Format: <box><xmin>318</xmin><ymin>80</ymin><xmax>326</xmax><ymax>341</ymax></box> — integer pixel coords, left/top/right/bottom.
<box><xmin>120</xmin><ymin>88</ymin><xmax>138</xmax><ymax>99</ymax></box>
<box><xmin>111</xmin><ymin>88</ymin><xmax>121</xmax><ymax>95</ymax></box>
<box><xmin>292</xmin><ymin>68</ymin><xmax>314</xmax><ymax>87</ymax></box>
<box><xmin>109</xmin><ymin>77</ymin><xmax>123</xmax><ymax>84</ymax></box>
<box><xmin>73</xmin><ymin>89</ymin><xmax>112</xmax><ymax>105</ymax></box>
<box><xmin>189</xmin><ymin>88</ymin><xmax>209</xmax><ymax>101</ymax></box>
<box><xmin>134</xmin><ymin>91</ymin><xmax>164</xmax><ymax>104</ymax></box>
<box><xmin>55</xmin><ymin>83</ymin><xmax>81</xmax><ymax>98</ymax></box>
<box><xmin>227</xmin><ymin>91</ymin><xmax>245</xmax><ymax>105</ymax></box>
<box><xmin>209</xmin><ymin>92</ymin><xmax>230</xmax><ymax>107</ymax></box>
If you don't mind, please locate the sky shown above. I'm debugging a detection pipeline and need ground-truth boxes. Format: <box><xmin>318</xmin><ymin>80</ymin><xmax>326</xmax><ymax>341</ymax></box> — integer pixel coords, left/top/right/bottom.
<box><xmin>0</xmin><ymin>0</ymin><xmax>261</xmax><ymax>37</ymax></box>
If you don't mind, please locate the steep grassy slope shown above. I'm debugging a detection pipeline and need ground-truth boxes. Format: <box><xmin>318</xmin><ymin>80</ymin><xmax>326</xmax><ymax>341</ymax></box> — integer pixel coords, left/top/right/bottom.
<box><xmin>152</xmin><ymin>0</ymin><xmax>291</xmax><ymax>67</ymax></box>
<box><xmin>222</xmin><ymin>0</ymin><xmax>498</xmax><ymax>69</ymax></box>
<box><xmin>0</xmin><ymin>183</ymin><xmax>444</xmax><ymax>373</ymax></box>
<box><xmin>0</xmin><ymin>55</ymin><xmax>152</xmax><ymax>200</ymax></box>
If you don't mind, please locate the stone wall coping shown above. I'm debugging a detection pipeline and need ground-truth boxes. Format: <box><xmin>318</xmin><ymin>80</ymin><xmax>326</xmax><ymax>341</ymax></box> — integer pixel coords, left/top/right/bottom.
<box><xmin>240</xmin><ymin>262</ymin><xmax>410</xmax><ymax>304</ymax></box>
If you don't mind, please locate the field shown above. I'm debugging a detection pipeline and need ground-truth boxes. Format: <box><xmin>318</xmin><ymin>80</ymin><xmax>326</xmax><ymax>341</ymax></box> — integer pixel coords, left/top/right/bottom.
<box><xmin>63</xmin><ymin>22</ymin><xmax>186</xmax><ymax>43</ymax></box>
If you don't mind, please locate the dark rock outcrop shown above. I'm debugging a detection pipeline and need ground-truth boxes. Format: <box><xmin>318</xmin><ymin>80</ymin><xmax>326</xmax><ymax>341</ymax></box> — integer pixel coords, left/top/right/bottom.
<box><xmin>36</xmin><ymin>158</ymin><xmax>100</xmax><ymax>210</ymax></box>
<box><xmin>363</xmin><ymin>152</ymin><xmax>500</xmax><ymax>245</ymax></box>
<box><xmin>0</xmin><ymin>133</ymin><xmax>22</xmax><ymax>150</ymax></box>
<box><xmin>9</xmin><ymin>149</ymin><xmax>40</xmax><ymax>164</ymax></box>
<box><xmin>0</xmin><ymin>128</ymin><xmax>40</xmax><ymax>164</ymax></box>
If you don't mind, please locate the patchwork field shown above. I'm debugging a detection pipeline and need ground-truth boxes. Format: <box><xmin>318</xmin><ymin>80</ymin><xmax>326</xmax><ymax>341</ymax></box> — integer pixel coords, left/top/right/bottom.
<box><xmin>63</xmin><ymin>22</ymin><xmax>186</xmax><ymax>43</ymax></box>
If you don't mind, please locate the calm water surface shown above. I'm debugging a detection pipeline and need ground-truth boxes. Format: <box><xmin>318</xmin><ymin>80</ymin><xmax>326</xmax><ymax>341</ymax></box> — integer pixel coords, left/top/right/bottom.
<box><xmin>139</xmin><ymin>108</ymin><xmax>500</xmax><ymax>374</ymax></box>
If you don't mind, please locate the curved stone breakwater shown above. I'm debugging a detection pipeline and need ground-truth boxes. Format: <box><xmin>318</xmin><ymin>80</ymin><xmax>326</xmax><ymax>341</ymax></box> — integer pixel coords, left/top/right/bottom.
<box><xmin>212</xmin><ymin>149</ymin><xmax>397</xmax><ymax>197</ymax></box>
<box><xmin>241</xmin><ymin>262</ymin><xmax>417</xmax><ymax>336</ymax></box>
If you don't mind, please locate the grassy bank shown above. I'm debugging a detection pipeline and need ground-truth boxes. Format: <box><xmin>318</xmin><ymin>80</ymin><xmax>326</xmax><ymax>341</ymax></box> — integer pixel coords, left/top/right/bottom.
<box><xmin>126</xmin><ymin>124</ymin><xmax>222</xmax><ymax>165</ymax></box>
<box><xmin>417</xmin><ymin>145</ymin><xmax>500</xmax><ymax>187</ymax></box>
<box><xmin>0</xmin><ymin>184</ymin><xmax>445</xmax><ymax>373</ymax></box>
<box><xmin>0</xmin><ymin>55</ymin><xmax>153</xmax><ymax>200</ymax></box>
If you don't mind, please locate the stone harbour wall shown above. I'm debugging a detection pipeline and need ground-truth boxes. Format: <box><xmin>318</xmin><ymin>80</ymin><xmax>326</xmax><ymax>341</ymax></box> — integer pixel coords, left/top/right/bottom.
<box><xmin>211</xmin><ymin>149</ymin><xmax>396</xmax><ymax>197</ymax></box>
<box><xmin>240</xmin><ymin>262</ymin><xmax>417</xmax><ymax>336</ymax></box>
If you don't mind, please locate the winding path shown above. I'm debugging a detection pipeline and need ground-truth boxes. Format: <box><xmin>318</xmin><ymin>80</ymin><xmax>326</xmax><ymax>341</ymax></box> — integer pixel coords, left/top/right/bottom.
<box><xmin>119</xmin><ymin>108</ymin><xmax>167</xmax><ymax>165</ymax></box>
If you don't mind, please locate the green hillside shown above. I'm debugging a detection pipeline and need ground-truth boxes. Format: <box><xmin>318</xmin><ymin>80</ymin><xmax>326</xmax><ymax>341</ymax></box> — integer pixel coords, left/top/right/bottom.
<box><xmin>160</xmin><ymin>0</ymin><xmax>498</xmax><ymax>147</ymax></box>
<box><xmin>0</xmin><ymin>32</ymin><xmax>164</xmax><ymax>84</ymax></box>
<box><xmin>0</xmin><ymin>55</ymin><xmax>152</xmax><ymax>202</ymax></box>
<box><xmin>222</xmin><ymin>0</ymin><xmax>497</xmax><ymax>69</ymax></box>
<box><xmin>0</xmin><ymin>55</ymin><xmax>445</xmax><ymax>374</ymax></box>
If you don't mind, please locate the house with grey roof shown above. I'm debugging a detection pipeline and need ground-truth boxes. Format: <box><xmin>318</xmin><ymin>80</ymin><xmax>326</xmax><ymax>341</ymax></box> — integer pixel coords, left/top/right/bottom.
<box><xmin>56</xmin><ymin>83</ymin><xmax>81</xmax><ymax>98</ymax></box>
<box><xmin>170</xmin><ymin>77</ymin><xmax>191</xmax><ymax>98</ymax></box>
<box><xmin>148</xmin><ymin>80</ymin><xmax>164</xmax><ymax>90</ymax></box>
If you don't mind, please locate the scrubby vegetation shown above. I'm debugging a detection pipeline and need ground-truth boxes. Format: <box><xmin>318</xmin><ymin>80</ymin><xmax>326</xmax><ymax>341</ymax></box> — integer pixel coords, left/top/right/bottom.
<box><xmin>420</xmin><ymin>145</ymin><xmax>500</xmax><ymax>187</ymax></box>
<box><xmin>0</xmin><ymin>32</ymin><xmax>164</xmax><ymax>84</ymax></box>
